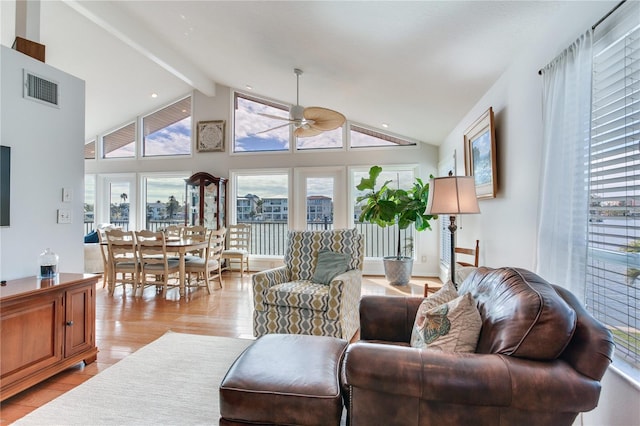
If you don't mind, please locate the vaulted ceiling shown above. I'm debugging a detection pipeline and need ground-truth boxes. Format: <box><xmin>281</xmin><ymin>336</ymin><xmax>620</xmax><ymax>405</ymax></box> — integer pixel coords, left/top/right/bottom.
<box><xmin>0</xmin><ymin>1</ymin><xmax>616</xmax><ymax>145</ymax></box>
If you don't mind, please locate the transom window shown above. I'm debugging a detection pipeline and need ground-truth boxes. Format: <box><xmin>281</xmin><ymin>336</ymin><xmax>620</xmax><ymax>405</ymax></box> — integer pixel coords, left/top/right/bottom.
<box><xmin>103</xmin><ymin>122</ymin><xmax>136</xmax><ymax>159</ymax></box>
<box><xmin>350</xmin><ymin>124</ymin><xmax>417</xmax><ymax>148</ymax></box>
<box><xmin>142</xmin><ymin>97</ymin><xmax>192</xmax><ymax>157</ymax></box>
<box><xmin>234</xmin><ymin>93</ymin><xmax>290</xmax><ymax>153</ymax></box>
<box><xmin>84</xmin><ymin>140</ymin><xmax>96</xmax><ymax>160</ymax></box>
<box><xmin>296</xmin><ymin>127</ymin><xmax>343</xmax><ymax>150</ymax></box>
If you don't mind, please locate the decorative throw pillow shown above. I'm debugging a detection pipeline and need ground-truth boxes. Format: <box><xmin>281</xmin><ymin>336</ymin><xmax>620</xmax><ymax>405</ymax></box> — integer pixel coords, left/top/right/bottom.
<box><xmin>411</xmin><ymin>292</ymin><xmax>482</xmax><ymax>353</ymax></box>
<box><xmin>311</xmin><ymin>250</ymin><xmax>350</xmax><ymax>285</ymax></box>
<box><xmin>410</xmin><ymin>280</ymin><xmax>458</xmax><ymax>347</ymax></box>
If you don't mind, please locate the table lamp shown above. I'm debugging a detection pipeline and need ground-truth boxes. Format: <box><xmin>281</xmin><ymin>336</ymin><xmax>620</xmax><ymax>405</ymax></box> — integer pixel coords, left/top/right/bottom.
<box><xmin>426</xmin><ymin>174</ymin><xmax>480</xmax><ymax>289</ymax></box>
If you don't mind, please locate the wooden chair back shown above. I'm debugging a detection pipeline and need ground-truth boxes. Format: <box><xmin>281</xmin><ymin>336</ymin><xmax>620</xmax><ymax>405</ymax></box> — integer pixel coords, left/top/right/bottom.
<box><xmin>222</xmin><ymin>224</ymin><xmax>251</xmax><ymax>276</ymax></box>
<box><xmin>104</xmin><ymin>229</ymin><xmax>139</xmax><ymax>295</ymax></box>
<box><xmin>455</xmin><ymin>239</ymin><xmax>480</xmax><ymax>267</ymax></box>
<box><xmin>135</xmin><ymin>230</ymin><xmax>180</xmax><ymax>297</ymax></box>
<box><xmin>164</xmin><ymin>225</ymin><xmax>183</xmax><ymax>239</ymax></box>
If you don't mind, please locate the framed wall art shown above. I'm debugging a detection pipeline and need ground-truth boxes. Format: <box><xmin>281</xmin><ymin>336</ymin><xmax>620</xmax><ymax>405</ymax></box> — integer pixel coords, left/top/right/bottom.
<box><xmin>464</xmin><ymin>107</ymin><xmax>497</xmax><ymax>199</ymax></box>
<box><xmin>197</xmin><ymin>120</ymin><xmax>225</xmax><ymax>152</ymax></box>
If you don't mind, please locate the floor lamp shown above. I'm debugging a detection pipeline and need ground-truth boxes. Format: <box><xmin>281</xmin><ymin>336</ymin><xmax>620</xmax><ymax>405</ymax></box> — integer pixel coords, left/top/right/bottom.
<box><xmin>426</xmin><ymin>175</ymin><xmax>480</xmax><ymax>289</ymax></box>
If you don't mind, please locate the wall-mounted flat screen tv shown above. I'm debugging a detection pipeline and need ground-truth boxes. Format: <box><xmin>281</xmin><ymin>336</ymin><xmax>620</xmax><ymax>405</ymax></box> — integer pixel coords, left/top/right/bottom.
<box><xmin>1</xmin><ymin>145</ymin><xmax>10</xmax><ymax>226</ymax></box>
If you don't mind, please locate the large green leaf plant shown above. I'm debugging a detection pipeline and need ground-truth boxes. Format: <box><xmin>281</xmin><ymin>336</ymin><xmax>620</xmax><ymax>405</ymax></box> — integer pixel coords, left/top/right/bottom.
<box><xmin>356</xmin><ymin>166</ymin><xmax>437</xmax><ymax>259</ymax></box>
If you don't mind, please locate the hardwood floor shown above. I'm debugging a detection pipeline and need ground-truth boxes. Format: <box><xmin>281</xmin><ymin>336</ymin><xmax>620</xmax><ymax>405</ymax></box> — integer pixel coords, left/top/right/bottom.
<box><xmin>0</xmin><ymin>272</ymin><xmax>439</xmax><ymax>425</ymax></box>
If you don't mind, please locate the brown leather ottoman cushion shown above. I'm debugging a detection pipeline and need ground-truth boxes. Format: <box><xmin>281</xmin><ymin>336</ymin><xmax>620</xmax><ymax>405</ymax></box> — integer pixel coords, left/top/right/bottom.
<box><xmin>219</xmin><ymin>334</ymin><xmax>348</xmax><ymax>426</ymax></box>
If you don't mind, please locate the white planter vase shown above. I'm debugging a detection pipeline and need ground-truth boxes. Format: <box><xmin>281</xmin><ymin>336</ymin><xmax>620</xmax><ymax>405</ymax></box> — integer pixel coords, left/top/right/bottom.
<box><xmin>383</xmin><ymin>256</ymin><xmax>413</xmax><ymax>286</ymax></box>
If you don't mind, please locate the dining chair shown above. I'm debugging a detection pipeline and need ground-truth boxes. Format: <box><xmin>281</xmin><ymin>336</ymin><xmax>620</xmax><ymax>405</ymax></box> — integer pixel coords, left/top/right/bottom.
<box><xmin>97</xmin><ymin>228</ymin><xmax>110</xmax><ymax>288</ymax></box>
<box><xmin>221</xmin><ymin>224</ymin><xmax>251</xmax><ymax>277</ymax></box>
<box><xmin>135</xmin><ymin>230</ymin><xmax>180</xmax><ymax>297</ymax></box>
<box><xmin>185</xmin><ymin>227</ymin><xmax>226</xmax><ymax>293</ymax></box>
<box><xmin>183</xmin><ymin>225</ymin><xmax>209</xmax><ymax>259</ymax></box>
<box><xmin>104</xmin><ymin>229</ymin><xmax>139</xmax><ymax>296</ymax></box>
<box><xmin>164</xmin><ymin>225</ymin><xmax>183</xmax><ymax>239</ymax></box>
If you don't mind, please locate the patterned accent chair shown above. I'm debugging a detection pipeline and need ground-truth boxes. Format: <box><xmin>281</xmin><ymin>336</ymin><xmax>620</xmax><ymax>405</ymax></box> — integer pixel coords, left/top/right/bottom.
<box><xmin>252</xmin><ymin>228</ymin><xmax>365</xmax><ymax>340</ymax></box>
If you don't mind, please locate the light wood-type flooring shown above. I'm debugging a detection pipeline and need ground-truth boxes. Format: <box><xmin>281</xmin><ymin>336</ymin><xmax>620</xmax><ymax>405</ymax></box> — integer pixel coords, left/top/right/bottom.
<box><xmin>0</xmin><ymin>273</ymin><xmax>440</xmax><ymax>425</ymax></box>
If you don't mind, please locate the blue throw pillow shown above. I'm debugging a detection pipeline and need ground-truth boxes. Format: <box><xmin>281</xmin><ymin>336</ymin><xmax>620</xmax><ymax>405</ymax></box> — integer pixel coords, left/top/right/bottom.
<box><xmin>311</xmin><ymin>250</ymin><xmax>350</xmax><ymax>285</ymax></box>
<box><xmin>84</xmin><ymin>230</ymin><xmax>99</xmax><ymax>243</ymax></box>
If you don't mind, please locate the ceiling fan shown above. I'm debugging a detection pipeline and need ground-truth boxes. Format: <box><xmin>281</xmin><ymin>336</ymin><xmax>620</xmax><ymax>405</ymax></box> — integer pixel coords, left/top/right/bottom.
<box><xmin>256</xmin><ymin>68</ymin><xmax>346</xmax><ymax>138</ymax></box>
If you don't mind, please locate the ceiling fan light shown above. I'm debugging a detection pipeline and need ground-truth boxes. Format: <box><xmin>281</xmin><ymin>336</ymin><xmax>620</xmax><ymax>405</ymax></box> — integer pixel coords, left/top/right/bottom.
<box><xmin>290</xmin><ymin>104</ymin><xmax>304</xmax><ymax>121</ymax></box>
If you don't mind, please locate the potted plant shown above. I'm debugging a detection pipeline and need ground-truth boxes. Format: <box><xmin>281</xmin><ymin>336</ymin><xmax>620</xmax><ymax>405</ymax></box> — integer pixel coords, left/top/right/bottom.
<box><xmin>356</xmin><ymin>166</ymin><xmax>436</xmax><ymax>285</ymax></box>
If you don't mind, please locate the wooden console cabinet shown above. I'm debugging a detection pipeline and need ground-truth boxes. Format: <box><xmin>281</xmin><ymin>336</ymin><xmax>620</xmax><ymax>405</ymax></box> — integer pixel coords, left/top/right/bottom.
<box><xmin>0</xmin><ymin>273</ymin><xmax>98</xmax><ymax>401</ymax></box>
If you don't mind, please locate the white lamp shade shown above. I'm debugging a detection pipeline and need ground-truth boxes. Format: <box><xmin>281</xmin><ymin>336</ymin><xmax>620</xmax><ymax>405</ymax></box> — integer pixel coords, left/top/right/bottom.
<box><xmin>426</xmin><ymin>176</ymin><xmax>481</xmax><ymax>215</ymax></box>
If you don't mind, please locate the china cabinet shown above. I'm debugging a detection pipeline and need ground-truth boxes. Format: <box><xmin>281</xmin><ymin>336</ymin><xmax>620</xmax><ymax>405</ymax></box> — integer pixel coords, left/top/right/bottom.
<box><xmin>185</xmin><ymin>172</ymin><xmax>227</xmax><ymax>230</ymax></box>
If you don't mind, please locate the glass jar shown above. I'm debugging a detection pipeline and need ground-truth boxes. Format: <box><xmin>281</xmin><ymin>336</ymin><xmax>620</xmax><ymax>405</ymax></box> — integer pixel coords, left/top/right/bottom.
<box><xmin>38</xmin><ymin>248</ymin><xmax>59</xmax><ymax>279</ymax></box>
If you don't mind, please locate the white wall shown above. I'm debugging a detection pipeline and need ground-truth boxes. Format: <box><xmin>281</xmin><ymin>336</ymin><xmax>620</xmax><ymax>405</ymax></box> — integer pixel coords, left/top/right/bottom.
<box><xmin>0</xmin><ymin>45</ymin><xmax>85</xmax><ymax>280</ymax></box>
<box><xmin>85</xmin><ymin>86</ymin><xmax>442</xmax><ymax>276</ymax></box>
<box><xmin>437</xmin><ymin>3</ymin><xmax>639</xmax><ymax>425</ymax></box>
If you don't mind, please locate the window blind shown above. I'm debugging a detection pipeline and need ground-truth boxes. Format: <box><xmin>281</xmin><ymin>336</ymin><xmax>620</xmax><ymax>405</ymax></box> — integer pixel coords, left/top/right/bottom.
<box><xmin>586</xmin><ymin>0</ymin><xmax>640</xmax><ymax>368</ymax></box>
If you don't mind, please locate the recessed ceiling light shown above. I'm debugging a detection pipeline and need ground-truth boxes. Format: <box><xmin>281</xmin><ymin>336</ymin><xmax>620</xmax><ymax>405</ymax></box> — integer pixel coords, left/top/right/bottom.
<box><xmin>151</xmin><ymin>93</ymin><xmax>158</xmax><ymax>98</ymax></box>
<box><xmin>382</xmin><ymin>123</ymin><xmax>389</xmax><ymax>128</ymax></box>
<box><xmin>245</xmin><ymin>85</ymin><xmax>253</xmax><ymax>90</ymax></box>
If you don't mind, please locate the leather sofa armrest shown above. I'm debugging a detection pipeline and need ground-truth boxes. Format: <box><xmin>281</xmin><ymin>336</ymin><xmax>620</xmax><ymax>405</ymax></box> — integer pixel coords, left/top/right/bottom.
<box><xmin>344</xmin><ymin>342</ymin><xmax>511</xmax><ymax>406</ymax></box>
<box><xmin>252</xmin><ymin>266</ymin><xmax>291</xmax><ymax>311</ymax></box>
<box><xmin>344</xmin><ymin>342</ymin><xmax>602</xmax><ymax>412</ymax></box>
<box><xmin>359</xmin><ymin>295</ymin><xmax>423</xmax><ymax>343</ymax></box>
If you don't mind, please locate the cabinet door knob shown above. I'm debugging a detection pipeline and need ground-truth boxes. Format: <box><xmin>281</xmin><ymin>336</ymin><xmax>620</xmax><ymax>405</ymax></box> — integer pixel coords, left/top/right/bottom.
<box><xmin>66</xmin><ymin>321</ymin><xmax>74</xmax><ymax>326</ymax></box>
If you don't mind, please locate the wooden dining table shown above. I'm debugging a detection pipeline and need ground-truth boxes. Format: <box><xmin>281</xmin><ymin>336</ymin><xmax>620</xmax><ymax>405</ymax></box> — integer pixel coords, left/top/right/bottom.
<box><xmin>102</xmin><ymin>237</ymin><xmax>209</xmax><ymax>298</ymax></box>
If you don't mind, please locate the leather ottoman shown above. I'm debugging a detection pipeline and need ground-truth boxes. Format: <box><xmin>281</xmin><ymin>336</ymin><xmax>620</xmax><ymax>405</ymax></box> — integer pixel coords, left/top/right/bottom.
<box><xmin>219</xmin><ymin>334</ymin><xmax>348</xmax><ymax>426</ymax></box>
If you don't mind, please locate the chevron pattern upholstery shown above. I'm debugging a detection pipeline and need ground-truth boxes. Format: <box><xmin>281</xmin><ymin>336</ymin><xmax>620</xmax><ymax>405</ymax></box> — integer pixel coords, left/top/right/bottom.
<box><xmin>253</xmin><ymin>228</ymin><xmax>364</xmax><ymax>340</ymax></box>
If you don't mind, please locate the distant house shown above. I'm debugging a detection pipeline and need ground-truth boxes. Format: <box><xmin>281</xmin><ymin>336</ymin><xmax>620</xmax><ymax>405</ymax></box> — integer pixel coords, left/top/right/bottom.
<box><xmin>237</xmin><ymin>194</ymin><xmax>260</xmax><ymax>221</ymax></box>
<box><xmin>307</xmin><ymin>195</ymin><xmax>332</xmax><ymax>222</ymax></box>
<box><xmin>262</xmin><ymin>198</ymin><xmax>288</xmax><ymax>222</ymax></box>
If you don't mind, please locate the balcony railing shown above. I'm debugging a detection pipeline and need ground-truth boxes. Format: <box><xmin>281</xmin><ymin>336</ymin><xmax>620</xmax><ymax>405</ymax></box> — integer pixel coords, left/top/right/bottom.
<box><xmin>242</xmin><ymin>221</ymin><xmax>414</xmax><ymax>258</ymax></box>
<box><xmin>84</xmin><ymin>220</ymin><xmax>414</xmax><ymax>259</ymax></box>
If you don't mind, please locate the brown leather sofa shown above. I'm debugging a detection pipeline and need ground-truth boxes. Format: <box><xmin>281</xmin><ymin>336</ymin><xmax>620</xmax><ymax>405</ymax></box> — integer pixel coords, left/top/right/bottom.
<box><xmin>342</xmin><ymin>267</ymin><xmax>614</xmax><ymax>426</ymax></box>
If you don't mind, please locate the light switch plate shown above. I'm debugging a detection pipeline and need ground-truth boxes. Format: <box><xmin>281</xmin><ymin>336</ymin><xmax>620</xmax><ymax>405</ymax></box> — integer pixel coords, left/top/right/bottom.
<box><xmin>57</xmin><ymin>209</ymin><xmax>72</xmax><ymax>224</ymax></box>
<box><xmin>62</xmin><ymin>188</ymin><xmax>72</xmax><ymax>202</ymax></box>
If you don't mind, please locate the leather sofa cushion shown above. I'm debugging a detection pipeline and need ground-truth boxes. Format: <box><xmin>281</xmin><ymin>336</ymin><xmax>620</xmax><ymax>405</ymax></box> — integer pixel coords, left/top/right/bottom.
<box><xmin>459</xmin><ymin>267</ymin><xmax>577</xmax><ymax>360</ymax></box>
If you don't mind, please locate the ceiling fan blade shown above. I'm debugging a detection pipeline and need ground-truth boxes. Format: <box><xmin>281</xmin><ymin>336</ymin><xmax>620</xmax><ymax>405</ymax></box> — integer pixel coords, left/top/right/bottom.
<box><xmin>295</xmin><ymin>126</ymin><xmax>324</xmax><ymax>138</ymax></box>
<box><xmin>253</xmin><ymin>122</ymin><xmax>292</xmax><ymax>135</ymax></box>
<box><xmin>258</xmin><ymin>112</ymin><xmax>293</xmax><ymax>122</ymax></box>
<box><xmin>304</xmin><ymin>107</ymin><xmax>346</xmax><ymax>131</ymax></box>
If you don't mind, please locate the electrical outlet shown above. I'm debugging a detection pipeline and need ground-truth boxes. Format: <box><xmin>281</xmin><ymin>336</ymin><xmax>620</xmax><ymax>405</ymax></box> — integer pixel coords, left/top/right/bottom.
<box><xmin>57</xmin><ymin>209</ymin><xmax>72</xmax><ymax>224</ymax></box>
<box><xmin>421</xmin><ymin>256</ymin><xmax>427</xmax><ymax>263</ymax></box>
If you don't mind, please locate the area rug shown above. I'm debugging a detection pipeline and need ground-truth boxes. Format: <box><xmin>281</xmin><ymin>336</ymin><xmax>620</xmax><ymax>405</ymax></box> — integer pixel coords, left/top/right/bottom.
<box><xmin>15</xmin><ymin>332</ymin><xmax>253</xmax><ymax>425</ymax></box>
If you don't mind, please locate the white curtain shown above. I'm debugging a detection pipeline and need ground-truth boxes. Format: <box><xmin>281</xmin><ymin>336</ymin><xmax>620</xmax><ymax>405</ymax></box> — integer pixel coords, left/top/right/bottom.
<box><xmin>536</xmin><ymin>31</ymin><xmax>592</xmax><ymax>300</ymax></box>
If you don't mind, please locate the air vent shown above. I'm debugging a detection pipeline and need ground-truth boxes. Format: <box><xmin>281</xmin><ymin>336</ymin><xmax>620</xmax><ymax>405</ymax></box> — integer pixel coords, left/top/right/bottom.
<box><xmin>23</xmin><ymin>70</ymin><xmax>59</xmax><ymax>107</ymax></box>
